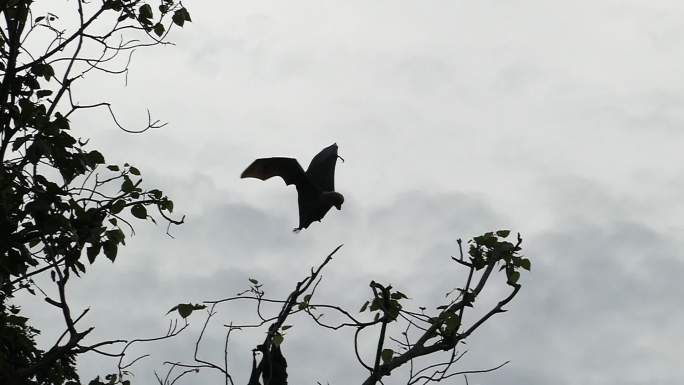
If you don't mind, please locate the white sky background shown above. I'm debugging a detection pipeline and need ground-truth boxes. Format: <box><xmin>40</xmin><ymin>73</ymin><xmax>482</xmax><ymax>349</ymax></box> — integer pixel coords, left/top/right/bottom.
<box><xmin>17</xmin><ymin>1</ymin><xmax>684</xmax><ymax>384</ymax></box>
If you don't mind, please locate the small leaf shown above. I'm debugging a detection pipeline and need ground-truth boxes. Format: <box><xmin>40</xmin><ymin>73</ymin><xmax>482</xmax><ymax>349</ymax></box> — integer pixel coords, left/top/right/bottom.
<box><xmin>381</xmin><ymin>348</ymin><xmax>394</xmax><ymax>364</ymax></box>
<box><xmin>87</xmin><ymin>244</ymin><xmax>101</xmax><ymax>263</ymax></box>
<box><xmin>103</xmin><ymin>240</ymin><xmax>117</xmax><ymax>262</ymax></box>
<box><xmin>177</xmin><ymin>303</ymin><xmax>194</xmax><ymax>318</ymax></box>
<box><xmin>36</xmin><ymin>89</ymin><xmax>52</xmax><ymax>98</ymax></box>
<box><xmin>153</xmin><ymin>23</ymin><xmax>165</xmax><ymax>37</ymax></box>
<box><xmin>508</xmin><ymin>271</ymin><xmax>520</xmax><ymax>284</ymax></box>
<box><xmin>281</xmin><ymin>325</ymin><xmax>292</xmax><ymax>331</ymax></box>
<box><xmin>110</xmin><ymin>200</ymin><xmax>125</xmax><ymax>214</ymax></box>
<box><xmin>249</xmin><ymin>278</ymin><xmax>259</xmax><ymax>285</ymax></box>
<box><xmin>172</xmin><ymin>10</ymin><xmax>185</xmax><ymax>26</ymax></box>
<box><xmin>43</xmin><ymin>64</ymin><xmax>55</xmax><ymax>81</ymax></box>
<box><xmin>121</xmin><ymin>177</ymin><xmax>134</xmax><ymax>193</ymax></box>
<box><xmin>170</xmin><ymin>303</ymin><xmax>205</xmax><ymax>319</ymax></box>
<box><xmin>520</xmin><ymin>258</ymin><xmax>531</xmax><ymax>271</ymax></box>
<box><xmin>129</xmin><ymin>166</ymin><xmax>140</xmax><ymax>175</ymax></box>
<box><xmin>163</xmin><ymin>199</ymin><xmax>174</xmax><ymax>212</ymax></box>
<box><xmin>130</xmin><ymin>204</ymin><xmax>147</xmax><ymax>219</ymax></box>
<box><xmin>496</xmin><ymin>230</ymin><xmax>511</xmax><ymax>238</ymax></box>
<box><xmin>139</xmin><ymin>3</ymin><xmax>153</xmax><ymax>19</ymax></box>
<box><xmin>107</xmin><ymin>165</ymin><xmax>120</xmax><ymax>171</ymax></box>
<box><xmin>88</xmin><ymin>150</ymin><xmax>105</xmax><ymax>164</ymax></box>
<box><xmin>359</xmin><ymin>300</ymin><xmax>369</xmax><ymax>312</ymax></box>
<box><xmin>172</xmin><ymin>8</ymin><xmax>191</xmax><ymax>26</ymax></box>
<box><xmin>273</xmin><ymin>333</ymin><xmax>284</xmax><ymax>346</ymax></box>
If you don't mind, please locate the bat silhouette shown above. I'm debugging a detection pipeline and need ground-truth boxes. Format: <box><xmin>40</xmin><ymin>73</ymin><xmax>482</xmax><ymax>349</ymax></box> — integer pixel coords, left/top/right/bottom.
<box><xmin>253</xmin><ymin>343</ymin><xmax>288</xmax><ymax>385</ymax></box>
<box><xmin>241</xmin><ymin>143</ymin><xmax>344</xmax><ymax>232</ymax></box>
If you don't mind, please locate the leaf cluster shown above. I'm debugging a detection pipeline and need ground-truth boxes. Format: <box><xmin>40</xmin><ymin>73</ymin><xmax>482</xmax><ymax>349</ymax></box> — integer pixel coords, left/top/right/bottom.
<box><xmin>1</xmin><ymin>1</ymin><xmax>190</xmax><ymax>383</ymax></box>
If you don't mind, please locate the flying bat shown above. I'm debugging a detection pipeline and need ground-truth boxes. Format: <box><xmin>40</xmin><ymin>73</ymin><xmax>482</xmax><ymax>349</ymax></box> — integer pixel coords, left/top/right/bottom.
<box><xmin>241</xmin><ymin>143</ymin><xmax>344</xmax><ymax>232</ymax></box>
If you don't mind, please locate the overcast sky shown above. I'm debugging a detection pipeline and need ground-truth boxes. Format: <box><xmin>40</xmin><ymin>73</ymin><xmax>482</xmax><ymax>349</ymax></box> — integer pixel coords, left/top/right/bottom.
<box><xmin>18</xmin><ymin>1</ymin><xmax>684</xmax><ymax>384</ymax></box>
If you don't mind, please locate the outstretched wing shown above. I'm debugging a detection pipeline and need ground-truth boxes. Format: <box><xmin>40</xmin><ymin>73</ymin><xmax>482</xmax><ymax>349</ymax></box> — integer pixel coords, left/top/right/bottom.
<box><xmin>241</xmin><ymin>157</ymin><xmax>306</xmax><ymax>186</ymax></box>
<box><xmin>305</xmin><ymin>143</ymin><xmax>340</xmax><ymax>192</ymax></box>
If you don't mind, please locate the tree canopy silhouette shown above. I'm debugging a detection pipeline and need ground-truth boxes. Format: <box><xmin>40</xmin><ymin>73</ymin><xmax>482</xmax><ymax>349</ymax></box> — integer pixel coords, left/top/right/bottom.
<box><xmin>0</xmin><ymin>1</ymin><xmax>190</xmax><ymax>384</ymax></box>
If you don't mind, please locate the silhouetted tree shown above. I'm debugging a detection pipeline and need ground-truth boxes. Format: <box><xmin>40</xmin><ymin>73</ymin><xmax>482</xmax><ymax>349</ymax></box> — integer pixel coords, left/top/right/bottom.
<box><xmin>0</xmin><ymin>1</ymin><xmax>190</xmax><ymax>384</ymax></box>
<box><xmin>167</xmin><ymin>233</ymin><xmax>530</xmax><ymax>385</ymax></box>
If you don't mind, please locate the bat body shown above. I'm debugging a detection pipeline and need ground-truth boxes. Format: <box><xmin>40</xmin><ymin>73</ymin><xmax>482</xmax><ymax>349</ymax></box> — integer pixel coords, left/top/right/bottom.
<box><xmin>241</xmin><ymin>143</ymin><xmax>344</xmax><ymax>231</ymax></box>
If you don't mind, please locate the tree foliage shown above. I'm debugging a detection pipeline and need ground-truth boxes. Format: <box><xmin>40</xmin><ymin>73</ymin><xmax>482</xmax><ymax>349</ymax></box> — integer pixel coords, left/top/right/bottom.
<box><xmin>0</xmin><ymin>1</ymin><xmax>190</xmax><ymax>384</ymax></box>
<box><xmin>171</xmin><ymin>233</ymin><xmax>530</xmax><ymax>385</ymax></box>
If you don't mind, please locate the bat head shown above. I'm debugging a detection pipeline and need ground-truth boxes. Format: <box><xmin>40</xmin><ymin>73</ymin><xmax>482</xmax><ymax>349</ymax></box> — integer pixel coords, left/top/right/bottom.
<box><xmin>322</xmin><ymin>191</ymin><xmax>344</xmax><ymax>210</ymax></box>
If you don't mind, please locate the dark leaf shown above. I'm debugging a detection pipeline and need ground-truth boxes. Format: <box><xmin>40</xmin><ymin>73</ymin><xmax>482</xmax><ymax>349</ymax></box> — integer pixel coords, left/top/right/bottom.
<box><xmin>520</xmin><ymin>258</ymin><xmax>531</xmax><ymax>271</ymax></box>
<box><xmin>103</xmin><ymin>240</ymin><xmax>117</xmax><ymax>262</ymax></box>
<box><xmin>43</xmin><ymin>64</ymin><xmax>55</xmax><ymax>81</ymax></box>
<box><xmin>139</xmin><ymin>4</ymin><xmax>153</xmax><ymax>19</ymax></box>
<box><xmin>508</xmin><ymin>270</ymin><xmax>520</xmax><ymax>284</ymax></box>
<box><xmin>88</xmin><ymin>150</ymin><xmax>105</xmax><ymax>165</ymax></box>
<box><xmin>36</xmin><ymin>89</ymin><xmax>52</xmax><ymax>98</ymax></box>
<box><xmin>273</xmin><ymin>333</ymin><xmax>284</xmax><ymax>346</ymax></box>
<box><xmin>163</xmin><ymin>199</ymin><xmax>174</xmax><ymax>212</ymax></box>
<box><xmin>177</xmin><ymin>303</ymin><xmax>193</xmax><ymax>318</ymax></box>
<box><xmin>381</xmin><ymin>348</ymin><xmax>393</xmax><ymax>364</ymax></box>
<box><xmin>121</xmin><ymin>177</ymin><xmax>134</xmax><ymax>193</ymax></box>
<box><xmin>153</xmin><ymin>23</ymin><xmax>165</xmax><ymax>37</ymax></box>
<box><xmin>87</xmin><ymin>244</ymin><xmax>101</xmax><ymax>264</ymax></box>
<box><xmin>111</xmin><ymin>200</ymin><xmax>125</xmax><ymax>214</ymax></box>
<box><xmin>171</xmin><ymin>303</ymin><xmax>206</xmax><ymax>318</ymax></box>
<box><xmin>172</xmin><ymin>8</ymin><xmax>191</xmax><ymax>26</ymax></box>
<box><xmin>130</xmin><ymin>204</ymin><xmax>147</xmax><ymax>219</ymax></box>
